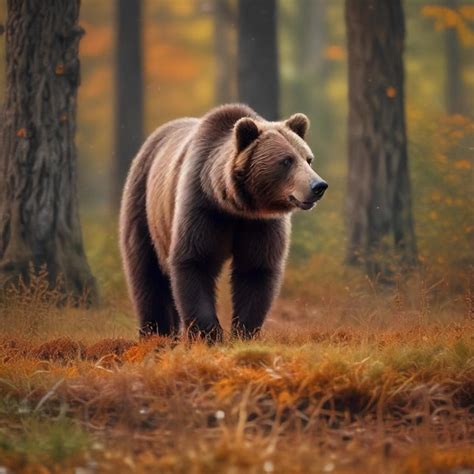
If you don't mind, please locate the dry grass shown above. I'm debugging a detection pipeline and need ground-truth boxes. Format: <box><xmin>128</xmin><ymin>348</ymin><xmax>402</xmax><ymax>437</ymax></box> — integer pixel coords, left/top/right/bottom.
<box><xmin>0</xmin><ymin>306</ymin><xmax>473</xmax><ymax>473</ymax></box>
<box><xmin>0</xmin><ymin>235</ymin><xmax>472</xmax><ymax>473</ymax></box>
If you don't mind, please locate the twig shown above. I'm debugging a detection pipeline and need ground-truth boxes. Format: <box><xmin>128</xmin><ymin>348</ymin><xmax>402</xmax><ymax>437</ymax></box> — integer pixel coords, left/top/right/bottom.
<box><xmin>34</xmin><ymin>378</ymin><xmax>65</xmax><ymax>412</ymax></box>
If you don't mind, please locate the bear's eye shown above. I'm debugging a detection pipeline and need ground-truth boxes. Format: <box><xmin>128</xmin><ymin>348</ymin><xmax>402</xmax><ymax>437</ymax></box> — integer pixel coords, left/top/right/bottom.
<box><xmin>281</xmin><ymin>156</ymin><xmax>294</xmax><ymax>168</ymax></box>
<box><xmin>306</xmin><ymin>157</ymin><xmax>313</xmax><ymax>165</ymax></box>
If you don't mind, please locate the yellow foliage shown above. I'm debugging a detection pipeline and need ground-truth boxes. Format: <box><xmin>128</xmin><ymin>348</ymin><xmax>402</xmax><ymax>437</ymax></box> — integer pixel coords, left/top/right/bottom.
<box><xmin>422</xmin><ymin>6</ymin><xmax>458</xmax><ymax>28</ymax></box>
<box><xmin>459</xmin><ymin>5</ymin><xmax>474</xmax><ymax>20</ymax></box>
<box><xmin>454</xmin><ymin>159</ymin><xmax>471</xmax><ymax>169</ymax></box>
<box><xmin>421</xmin><ymin>5</ymin><xmax>474</xmax><ymax>46</ymax></box>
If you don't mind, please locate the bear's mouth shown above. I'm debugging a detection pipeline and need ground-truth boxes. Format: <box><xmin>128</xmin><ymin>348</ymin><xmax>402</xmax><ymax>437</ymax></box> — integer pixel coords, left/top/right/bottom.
<box><xmin>289</xmin><ymin>195</ymin><xmax>315</xmax><ymax>211</ymax></box>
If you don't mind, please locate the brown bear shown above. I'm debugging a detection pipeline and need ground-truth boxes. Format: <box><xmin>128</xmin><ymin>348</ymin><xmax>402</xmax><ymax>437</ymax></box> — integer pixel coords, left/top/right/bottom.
<box><xmin>119</xmin><ymin>104</ymin><xmax>327</xmax><ymax>341</ymax></box>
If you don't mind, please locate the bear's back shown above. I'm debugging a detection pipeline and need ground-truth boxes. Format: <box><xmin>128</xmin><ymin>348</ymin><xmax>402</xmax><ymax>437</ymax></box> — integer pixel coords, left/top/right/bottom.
<box><xmin>146</xmin><ymin>118</ymin><xmax>199</xmax><ymax>273</ymax></box>
<box><xmin>145</xmin><ymin>104</ymin><xmax>260</xmax><ymax>274</ymax></box>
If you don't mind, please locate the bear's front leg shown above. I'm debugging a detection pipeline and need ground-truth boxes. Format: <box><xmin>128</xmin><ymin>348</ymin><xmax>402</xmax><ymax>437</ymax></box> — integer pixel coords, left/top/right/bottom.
<box><xmin>231</xmin><ymin>218</ymin><xmax>290</xmax><ymax>339</ymax></box>
<box><xmin>170</xmin><ymin>258</ymin><xmax>223</xmax><ymax>343</ymax></box>
<box><xmin>169</xmin><ymin>205</ymin><xmax>231</xmax><ymax>343</ymax></box>
<box><xmin>231</xmin><ymin>267</ymin><xmax>283</xmax><ymax>339</ymax></box>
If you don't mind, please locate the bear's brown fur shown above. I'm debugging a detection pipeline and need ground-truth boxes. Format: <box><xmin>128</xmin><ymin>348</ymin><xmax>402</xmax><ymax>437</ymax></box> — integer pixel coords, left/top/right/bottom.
<box><xmin>120</xmin><ymin>104</ymin><xmax>327</xmax><ymax>341</ymax></box>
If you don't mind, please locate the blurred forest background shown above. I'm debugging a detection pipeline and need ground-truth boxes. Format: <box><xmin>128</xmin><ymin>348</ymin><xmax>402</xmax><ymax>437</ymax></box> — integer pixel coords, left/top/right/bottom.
<box><xmin>0</xmin><ymin>2</ymin><xmax>473</xmax><ymax>472</ymax></box>
<box><xmin>0</xmin><ymin>0</ymin><xmax>472</xmax><ymax>322</ymax></box>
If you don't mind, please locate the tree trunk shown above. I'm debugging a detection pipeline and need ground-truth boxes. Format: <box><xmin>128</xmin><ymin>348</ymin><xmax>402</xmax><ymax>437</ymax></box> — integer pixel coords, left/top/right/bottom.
<box><xmin>445</xmin><ymin>0</ymin><xmax>465</xmax><ymax>115</ymax></box>
<box><xmin>345</xmin><ymin>0</ymin><xmax>417</xmax><ymax>277</ymax></box>
<box><xmin>238</xmin><ymin>0</ymin><xmax>279</xmax><ymax>120</ymax></box>
<box><xmin>0</xmin><ymin>0</ymin><xmax>97</xmax><ymax>303</ymax></box>
<box><xmin>214</xmin><ymin>0</ymin><xmax>236</xmax><ymax>104</ymax></box>
<box><xmin>113</xmin><ymin>0</ymin><xmax>144</xmax><ymax>208</ymax></box>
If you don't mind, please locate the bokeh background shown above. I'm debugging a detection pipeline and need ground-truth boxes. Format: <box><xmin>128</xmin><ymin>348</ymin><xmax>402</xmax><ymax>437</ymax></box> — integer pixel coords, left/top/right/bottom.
<box><xmin>0</xmin><ymin>3</ymin><xmax>473</xmax><ymax>472</ymax></box>
<box><xmin>0</xmin><ymin>0</ymin><xmax>472</xmax><ymax>324</ymax></box>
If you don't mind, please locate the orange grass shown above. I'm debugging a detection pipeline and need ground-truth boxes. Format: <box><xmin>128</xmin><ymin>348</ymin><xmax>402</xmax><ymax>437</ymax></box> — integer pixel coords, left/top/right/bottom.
<box><xmin>0</xmin><ymin>321</ymin><xmax>472</xmax><ymax>473</ymax></box>
<box><xmin>0</xmin><ymin>224</ymin><xmax>472</xmax><ymax>472</ymax></box>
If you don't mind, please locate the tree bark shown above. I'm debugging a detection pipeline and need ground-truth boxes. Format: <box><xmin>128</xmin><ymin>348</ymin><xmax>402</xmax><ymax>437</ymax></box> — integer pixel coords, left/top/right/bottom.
<box><xmin>345</xmin><ymin>0</ymin><xmax>417</xmax><ymax>277</ymax></box>
<box><xmin>0</xmin><ymin>0</ymin><xmax>97</xmax><ymax>303</ymax></box>
<box><xmin>113</xmin><ymin>0</ymin><xmax>144</xmax><ymax>208</ymax></box>
<box><xmin>214</xmin><ymin>0</ymin><xmax>236</xmax><ymax>104</ymax></box>
<box><xmin>238</xmin><ymin>0</ymin><xmax>279</xmax><ymax>120</ymax></box>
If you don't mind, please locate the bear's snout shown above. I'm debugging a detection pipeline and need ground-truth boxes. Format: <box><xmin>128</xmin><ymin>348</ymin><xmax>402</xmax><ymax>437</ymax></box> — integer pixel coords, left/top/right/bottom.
<box><xmin>310</xmin><ymin>179</ymin><xmax>328</xmax><ymax>201</ymax></box>
<box><xmin>288</xmin><ymin>174</ymin><xmax>328</xmax><ymax>211</ymax></box>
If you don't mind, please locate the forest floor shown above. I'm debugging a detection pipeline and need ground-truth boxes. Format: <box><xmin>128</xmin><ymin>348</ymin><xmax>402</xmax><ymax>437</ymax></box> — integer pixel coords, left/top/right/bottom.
<box><xmin>0</xmin><ymin>282</ymin><xmax>473</xmax><ymax>474</ymax></box>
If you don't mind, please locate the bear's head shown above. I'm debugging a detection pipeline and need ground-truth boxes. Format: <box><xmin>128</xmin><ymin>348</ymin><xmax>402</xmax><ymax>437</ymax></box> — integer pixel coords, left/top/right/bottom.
<box><xmin>231</xmin><ymin>113</ymin><xmax>328</xmax><ymax>216</ymax></box>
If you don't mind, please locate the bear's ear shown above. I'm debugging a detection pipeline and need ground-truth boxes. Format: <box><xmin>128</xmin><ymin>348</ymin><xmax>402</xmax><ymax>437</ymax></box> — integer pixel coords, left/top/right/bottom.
<box><xmin>234</xmin><ymin>117</ymin><xmax>260</xmax><ymax>153</ymax></box>
<box><xmin>285</xmin><ymin>113</ymin><xmax>310</xmax><ymax>139</ymax></box>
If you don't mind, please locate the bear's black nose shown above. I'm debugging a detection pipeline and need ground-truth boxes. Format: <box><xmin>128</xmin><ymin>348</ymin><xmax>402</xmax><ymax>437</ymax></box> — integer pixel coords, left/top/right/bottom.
<box><xmin>311</xmin><ymin>180</ymin><xmax>328</xmax><ymax>200</ymax></box>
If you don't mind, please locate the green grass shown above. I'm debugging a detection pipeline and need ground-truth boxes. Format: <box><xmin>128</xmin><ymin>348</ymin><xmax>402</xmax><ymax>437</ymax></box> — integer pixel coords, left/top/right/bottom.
<box><xmin>0</xmin><ymin>413</ymin><xmax>91</xmax><ymax>468</ymax></box>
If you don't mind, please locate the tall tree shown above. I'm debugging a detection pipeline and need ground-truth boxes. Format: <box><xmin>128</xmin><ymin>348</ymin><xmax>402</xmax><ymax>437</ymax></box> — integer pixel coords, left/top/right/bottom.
<box><xmin>0</xmin><ymin>0</ymin><xmax>97</xmax><ymax>302</ymax></box>
<box><xmin>113</xmin><ymin>0</ymin><xmax>144</xmax><ymax>207</ymax></box>
<box><xmin>238</xmin><ymin>0</ymin><xmax>279</xmax><ymax>120</ymax></box>
<box><xmin>214</xmin><ymin>0</ymin><xmax>236</xmax><ymax>104</ymax></box>
<box><xmin>345</xmin><ymin>0</ymin><xmax>417</xmax><ymax>277</ymax></box>
<box><xmin>444</xmin><ymin>0</ymin><xmax>465</xmax><ymax>115</ymax></box>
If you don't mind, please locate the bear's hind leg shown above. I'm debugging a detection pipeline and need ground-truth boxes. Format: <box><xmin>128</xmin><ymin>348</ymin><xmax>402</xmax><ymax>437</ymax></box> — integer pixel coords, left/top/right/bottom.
<box><xmin>122</xmin><ymin>224</ymin><xmax>180</xmax><ymax>337</ymax></box>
